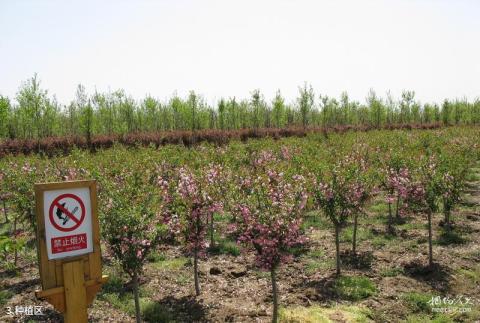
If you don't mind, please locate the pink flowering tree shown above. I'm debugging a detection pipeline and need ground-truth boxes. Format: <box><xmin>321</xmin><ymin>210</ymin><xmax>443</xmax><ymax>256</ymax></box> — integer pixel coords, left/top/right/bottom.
<box><xmin>437</xmin><ymin>154</ymin><xmax>469</xmax><ymax>231</ymax></box>
<box><xmin>100</xmin><ymin>171</ymin><xmax>169</xmax><ymax>323</ymax></box>
<box><xmin>404</xmin><ymin>155</ymin><xmax>441</xmax><ymax>267</ymax></box>
<box><xmin>232</xmin><ymin>169</ymin><xmax>308</xmax><ymax>323</ymax></box>
<box><xmin>383</xmin><ymin>166</ymin><xmax>411</xmax><ymax>231</ymax></box>
<box><xmin>174</xmin><ymin>167</ymin><xmax>223</xmax><ymax>296</ymax></box>
<box><xmin>315</xmin><ymin>156</ymin><xmax>371</xmax><ymax>275</ymax></box>
<box><xmin>1</xmin><ymin>162</ymin><xmax>39</xmax><ymax>267</ymax></box>
<box><xmin>205</xmin><ymin>163</ymin><xmax>226</xmax><ymax>247</ymax></box>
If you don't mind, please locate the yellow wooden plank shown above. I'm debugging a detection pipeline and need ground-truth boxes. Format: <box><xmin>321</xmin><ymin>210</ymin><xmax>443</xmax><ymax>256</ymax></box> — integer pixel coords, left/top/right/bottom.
<box><xmin>63</xmin><ymin>260</ymin><xmax>87</xmax><ymax>323</ymax></box>
<box><xmin>83</xmin><ymin>257</ymin><xmax>91</xmax><ymax>281</ymax></box>
<box><xmin>34</xmin><ymin>185</ymin><xmax>57</xmax><ymax>289</ymax></box>
<box><xmin>88</xmin><ymin>181</ymin><xmax>102</xmax><ymax>280</ymax></box>
<box><xmin>35</xmin><ymin>180</ymin><xmax>97</xmax><ymax>191</ymax></box>
<box><xmin>35</xmin><ymin>275</ymin><xmax>109</xmax><ymax>298</ymax></box>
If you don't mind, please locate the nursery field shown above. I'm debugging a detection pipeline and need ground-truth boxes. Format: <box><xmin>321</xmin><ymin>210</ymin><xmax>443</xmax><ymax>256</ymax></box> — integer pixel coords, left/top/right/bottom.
<box><xmin>1</xmin><ymin>126</ymin><xmax>480</xmax><ymax>322</ymax></box>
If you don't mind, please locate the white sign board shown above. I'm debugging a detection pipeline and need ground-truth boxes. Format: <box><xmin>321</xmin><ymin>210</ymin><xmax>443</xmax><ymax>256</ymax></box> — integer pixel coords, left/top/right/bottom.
<box><xmin>43</xmin><ymin>187</ymin><xmax>93</xmax><ymax>260</ymax></box>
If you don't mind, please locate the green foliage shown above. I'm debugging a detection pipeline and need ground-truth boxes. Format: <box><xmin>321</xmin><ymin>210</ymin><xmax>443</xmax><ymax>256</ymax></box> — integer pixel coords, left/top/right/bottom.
<box><xmin>402</xmin><ymin>292</ymin><xmax>434</xmax><ymax>313</ymax></box>
<box><xmin>0</xmin><ymin>234</ymin><xmax>27</xmax><ymax>264</ymax></box>
<box><xmin>380</xmin><ymin>266</ymin><xmax>404</xmax><ymax>277</ymax></box>
<box><xmin>340</xmin><ymin>226</ymin><xmax>373</xmax><ymax>243</ymax></box>
<box><xmin>0</xmin><ymin>289</ymin><xmax>14</xmax><ymax>306</ymax></box>
<box><xmin>142</xmin><ymin>302</ymin><xmax>173</xmax><ymax>322</ymax></box>
<box><xmin>2</xmin><ymin>74</ymin><xmax>480</xmax><ymax>140</ymax></box>
<box><xmin>209</xmin><ymin>239</ymin><xmax>240</xmax><ymax>256</ymax></box>
<box><xmin>333</xmin><ymin>276</ymin><xmax>377</xmax><ymax>301</ymax></box>
<box><xmin>100</xmin><ymin>170</ymin><xmax>168</xmax><ymax>278</ymax></box>
<box><xmin>153</xmin><ymin>257</ymin><xmax>189</xmax><ymax>271</ymax></box>
<box><xmin>280</xmin><ymin>305</ymin><xmax>372</xmax><ymax>323</ymax></box>
<box><xmin>404</xmin><ymin>314</ymin><xmax>453</xmax><ymax>323</ymax></box>
<box><xmin>435</xmin><ymin>230</ymin><xmax>466</xmax><ymax>245</ymax></box>
<box><xmin>146</xmin><ymin>251</ymin><xmax>166</xmax><ymax>263</ymax></box>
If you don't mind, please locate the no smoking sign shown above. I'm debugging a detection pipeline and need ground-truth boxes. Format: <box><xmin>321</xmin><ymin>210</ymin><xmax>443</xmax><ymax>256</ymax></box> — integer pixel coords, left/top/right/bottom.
<box><xmin>43</xmin><ymin>188</ymin><xmax>93</xmax><ymax>260</ymax></box>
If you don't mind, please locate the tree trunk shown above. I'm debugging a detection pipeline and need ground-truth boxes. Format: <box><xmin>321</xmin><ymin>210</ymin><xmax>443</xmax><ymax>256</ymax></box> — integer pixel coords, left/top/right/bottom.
<box><xmin>387</xmin><ymin>201</ymin><xmax>393</xmax><ymax>232</ymax></box>
<box><xmin>14</xmin><ymin>215</ymin><xmax>18</xmax><ymax>266</ymax></box>
<box><xmin>335</xmin><ymin>224</ymin><xmax>341</xmax><ymax>276</ymax></box>
<box><xmin>352</xmin><ymin>214</ymin><xmax>358</xmax><ymax>255</ymax></box>
<box><xmin>271</xmin><ymin>267</ymin><xmax>279</xmax><ymax>323</ymax></box>
<box><xmin>427</xmin><ymin>210</ymin><xmax>433</xmax><ymax>267</ymax></box>
<box><xmin>395</xmin><ymin>196</ymin><xmax>400</xmax><ymax>220</ymax></box>
<box><xmin>194</xmin><ymin>248</ymin><xmax>200</xmax><ymax>296</ymax></box>
<box><xmin>444</xmin><ymin>207</ymin><xmax>451</xmax><ymax>231</ymax></box>
<box><xmin>210</xmin><ymin>213</ymin><xmax>214</xmax><ymax>247</ymax></box>
<box><xmin>2</xmin><ymin>199</ymin><xmax>7</xmax><ymax>223</ymax></box>
<box><xmin>132</xmin><ymin>272</ymin><xmax>141</xmax><ymax>323</ymax></box>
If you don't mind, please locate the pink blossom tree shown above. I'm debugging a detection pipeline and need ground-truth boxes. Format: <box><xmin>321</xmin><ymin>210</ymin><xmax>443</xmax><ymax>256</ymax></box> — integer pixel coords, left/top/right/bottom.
<box><xmin>232</xmin><ymin>169</ymin><xmax>308</xmax><ymax>323</ymax></box>
<box><xmin>315</xmin><ymin>156</ymin><xmax>371</xmax><ymax>275</ymax></box>
<box><xmin>404</xmin><ymin>155</ymin><xmax>441</xmax><ymax>267</ymax></box>
<box><xmin>100</xmin><ymin>171</ymin><xmax>169</xmax><ymax>323</ymax></box>
<box><xmin>174</xmin><ymin>167</ymin><xmax>223</xmax><ymax>296</ymax></box>
<box><xmin>384</xmin><ymin>166</ymin><xmax>411</xmax><ymax>231</ymax></box>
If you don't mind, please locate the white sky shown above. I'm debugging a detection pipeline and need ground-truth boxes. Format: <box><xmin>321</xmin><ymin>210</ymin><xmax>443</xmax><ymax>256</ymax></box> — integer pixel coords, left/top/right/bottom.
<box><xmin>0</xmin><ymin>0</ymin><xmax>479</xmax><ymax>106</ymax></box>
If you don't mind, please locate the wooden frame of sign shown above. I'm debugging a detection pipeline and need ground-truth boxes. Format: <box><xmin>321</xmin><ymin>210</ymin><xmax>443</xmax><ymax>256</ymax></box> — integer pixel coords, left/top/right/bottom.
<box><xmin>34</xmin><ymin>180</ymin><xmax>107</xmax><ymax>322</ymax></box>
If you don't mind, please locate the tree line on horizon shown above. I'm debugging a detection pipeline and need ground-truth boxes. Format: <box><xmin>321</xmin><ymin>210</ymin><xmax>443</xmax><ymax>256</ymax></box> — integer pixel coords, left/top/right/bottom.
<box><xmin>0</xmin><ymin>74</ymin><xmax>479</xmax><ymax>140</ymax></box>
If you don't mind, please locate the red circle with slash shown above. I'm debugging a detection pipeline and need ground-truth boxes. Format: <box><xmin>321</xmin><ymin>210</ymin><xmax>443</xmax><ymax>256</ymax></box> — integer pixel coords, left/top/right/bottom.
<box><xmin>49</xmin><ymin>193</ymin><xmax>86</xmax><ymax>232</ymax></box>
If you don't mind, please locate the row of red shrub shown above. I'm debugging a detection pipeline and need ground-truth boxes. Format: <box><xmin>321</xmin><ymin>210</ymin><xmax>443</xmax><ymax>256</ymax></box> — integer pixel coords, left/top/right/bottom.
<box><xmin>0</xmin><ymin>123</ymin><xmax>442</xmax><ymax>158</ymax></box>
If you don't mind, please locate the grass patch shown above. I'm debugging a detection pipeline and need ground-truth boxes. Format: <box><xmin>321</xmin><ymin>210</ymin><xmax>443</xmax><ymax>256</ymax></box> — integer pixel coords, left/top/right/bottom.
<box><xmin>403</xmin><ymin>314</ymin><xmax>454</xmax><ymax>323</ymax></box>
<box><xmin>0</xmin><ymin>289</ymin><xmax>13</xmax><ymax>306</ymax></box>
<box><xmin>101</xmin><ymin>274</ymin><xmax>125</xmax><ymax>294</ymax></box>
<box><xmin>99</xmin><ymin>275</ymin><xmax>158</xmax><ymax>319</ymax></box>
<box><xmin>305</xmin><ymin>258</ymin><xmax>335</xmax><ymax>274</ymax></box>
<box><xmin>147</xmin><ymin>251</ymin><xmax>166</xmax><ymax>263</ymax></box>
<box><xmin>371</xmin><ymin>235</ymin><xmax>395</xmax><ymax>248</ymax></box>
<box><xmin>142</xmin><ymin>301</ymin><xmax>173</xmax><ymax>322</ymax></box>
<box><xmin>369</xmin><ymin>201</ymin><xmax>389</xmax><ymax>214</ymax></box>
<box><xmin>435</xmin><ymin>230</ymin><xmax>466</xmax><ymax>246</ymax></box>
<box><xmin>253</xmin><ymin>269</ymin><xmax>271</xmax><ymax>279</ymax></box>
<box><xmin>398</xmin><ymin>222</ymin><xmax>425</xmax><ymax>230</ymax></box>
<box><xmin>174</xmin><ymin>273</ymin><xmax>191</xmax><ymax>286</ymax></box>
<box><xmin>209</xmin><ymin>239</ymin><xmax>240</xmax><ymax>256</ymax></box>
<box><xmin>306</xmin><ymin>248</ymin><xmax>325</xmax><ymax>259</ymax></box>
<box><xmin>280</xmin><ymin>304</ymin><xmax>372</xmax><ymax>323</ymax></box>
<box><xmin>333</xmin><ymin>276</ymin><xmax>377</xmax><ymax>301</ymax></box>
<box><xmin>457</xmin><ymin>265</ymin><xmax>480</xmax><ymax>284</ymax></box>
<box><xmin>302</xmin><ymin>213</ymin><xmax>331</xmax><ymax>230</ymax></box>
<box><xmin>402</xmin><ymin>292</ymin><xmax>434</xmax><ymax>313</ymax></box>
<box><xmin>465</xmin><ymin>172</ymin><xmax>480</xmax><ymax>182</ymax></box>
<box><xmin>153</xmin><ymin>257</ymin><xmax>189</xmax><ymax>270</ymax></box>
<box><xmin>99</xmin><ymin>292</ymin><xmax>145</xmax><ymax>315</ymax></box>
<box><xmin>380</xmin><ymin>266</ymin><xmax>404</xmax><ymax>277</ymax></box>
<box><xmin>340</xmin><ymin>226</ymin><xmax>373</xmax><ymax>243</ymax></box>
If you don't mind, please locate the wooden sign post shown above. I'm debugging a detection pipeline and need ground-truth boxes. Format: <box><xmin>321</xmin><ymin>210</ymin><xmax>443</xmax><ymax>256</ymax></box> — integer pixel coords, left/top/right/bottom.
<box><xmin>34</xmin><ymin>180</ymin><xmax>108</xmax><ymax>323</ymax></box>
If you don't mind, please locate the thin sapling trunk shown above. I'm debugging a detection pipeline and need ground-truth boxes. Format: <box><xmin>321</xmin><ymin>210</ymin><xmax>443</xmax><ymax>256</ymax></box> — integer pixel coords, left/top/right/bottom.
<box><xmin>427</xmin><ymin>210</ymin><xmax>433</xmax><ymax>267</ymax></box>
<box><xmin>133</xmin><ymin>272</ymin><xmax>141</xmax><ymax>323</ymax></box>
<box><xmin>210</xmin><ymin>213</ymin><xmax>214</xmax><ymax>247</ymax></box>
<box><xmin>14</xmin><ymin>215</ymin><xmax>18</xmax><ymax>266</ymax></box>
<box><xmin>443</xmin><ymin>205</ymin><xmax>452</xmax><ymax>231</ymax></box>
<box><xmin>2</xmin><ymin>199</ymin><xmax>8</xmax><ymax>223</ymax></box>
<box><xmin>335</xmin><ymin>223</ymin><xmax>341</xmax><ymax>276</ymax></box>
<box><xmin>395</xmin><ymin>195</ymin><xmax>400</xmax><ymax>221</ymax></box>
<box><xmin>271</xmin><ymin>266</ymin><xmax>279</xmax><ymax>323</ymax></box>
<box><xmin>193</xmin><ymin>248</ymin><xmax>200</xmax><ymax>296</ymax></box>
<box><xmin>352</xmin><ymin>213</ymin><xmax>358</xmax><ymax>255</ymax></box>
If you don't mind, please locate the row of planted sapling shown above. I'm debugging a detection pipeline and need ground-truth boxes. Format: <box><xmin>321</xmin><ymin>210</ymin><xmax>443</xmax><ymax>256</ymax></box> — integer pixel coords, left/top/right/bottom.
<box><xmin>0</xmin><ymin>129</ymin><xmax>476</xmax><ymax>322</ymax></box>
<box><xmin>96</xmin><ymin>145</ymin><xmax>472</xmax><ymax>322</ymax></box>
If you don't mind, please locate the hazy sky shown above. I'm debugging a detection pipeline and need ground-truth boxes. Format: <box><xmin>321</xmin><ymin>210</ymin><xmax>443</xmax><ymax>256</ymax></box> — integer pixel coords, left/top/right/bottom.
<box><xmin>1</xmin><ymin>0</ymin><xmax>479</xmax><ymax>106</ymax></box>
